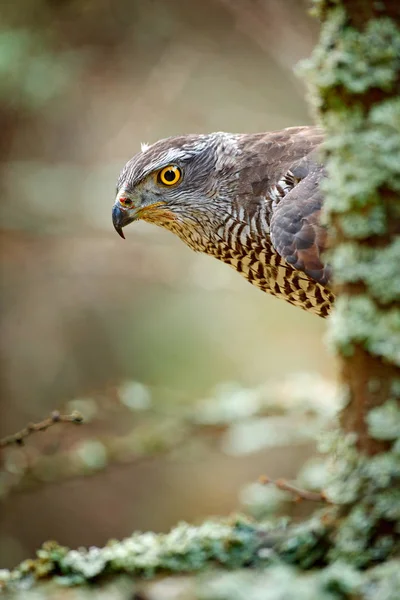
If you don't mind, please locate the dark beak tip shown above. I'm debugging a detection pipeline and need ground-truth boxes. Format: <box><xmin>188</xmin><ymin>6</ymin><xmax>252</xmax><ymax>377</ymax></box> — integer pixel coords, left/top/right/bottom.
<box><xmin>115</xmin><ymin>226</ymin><xmax>125</xmax><ymax>240</ymax></box>
<box><xmin>112</xmin><ymin>204</ymin><xmax>127</xmax><ymax>239</ymax></box>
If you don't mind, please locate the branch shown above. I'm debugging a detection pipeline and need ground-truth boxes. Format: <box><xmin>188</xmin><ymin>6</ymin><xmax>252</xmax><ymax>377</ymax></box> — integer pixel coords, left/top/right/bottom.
<box><xmin>259</xmin><ymin>475</ymin><xmax>330</xmax><ymax>503</ymax></box>
<box><xmin>0</xmin><ymin>411</ymin><xmax>84</xmax><ymax>449</ymax></box>
<box><xmin>0</xmin><ymin>515</ymin><xmax>332</xmax><ymax>593</ymax></box>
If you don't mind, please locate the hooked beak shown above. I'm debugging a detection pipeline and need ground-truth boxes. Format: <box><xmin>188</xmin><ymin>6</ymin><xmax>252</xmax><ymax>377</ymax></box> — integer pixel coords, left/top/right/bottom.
<box><xmin>112</xmin><ymin>204</ymin><xmax>137</xmax><ymax>239</ymax></box>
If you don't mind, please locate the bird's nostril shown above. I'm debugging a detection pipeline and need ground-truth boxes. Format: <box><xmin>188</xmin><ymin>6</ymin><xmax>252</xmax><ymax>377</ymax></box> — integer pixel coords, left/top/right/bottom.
<box><xmin>119</xmin><ymin>197</ymin><xmax>134</xmax><ymax>208</ymax></box>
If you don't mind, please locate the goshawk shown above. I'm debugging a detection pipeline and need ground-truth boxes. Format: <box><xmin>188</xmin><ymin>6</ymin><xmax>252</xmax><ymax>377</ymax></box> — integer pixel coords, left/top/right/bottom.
<box><xmin>112</xmin><ymin>127</ymin><xmax>333</xmax><ymax>317</ymax></box>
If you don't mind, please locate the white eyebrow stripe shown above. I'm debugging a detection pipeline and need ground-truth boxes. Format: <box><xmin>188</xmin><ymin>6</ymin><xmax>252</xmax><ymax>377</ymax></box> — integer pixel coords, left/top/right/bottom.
<box><xmin>127</xmin><ymin>144</ymin><xmax>209</xmax><ymax>186</ymax></box>
<box><xmin>121</xmin><ymin>132</ymin><xmax>238</xmax><ymax>190</ymax></box>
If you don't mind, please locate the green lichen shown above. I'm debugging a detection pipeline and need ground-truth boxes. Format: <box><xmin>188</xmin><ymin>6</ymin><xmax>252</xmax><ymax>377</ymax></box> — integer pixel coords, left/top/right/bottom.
<box><xmin>330</xmin><ymin>492</ymin><xmax>399</xmax><ymax>566</ymax></box>
<box><xmin>372</xmin><ymin>489</ymin><xmax>400</xmax><ymax>522</ymax></box>
<box><xmin>361</xmin><ymin>559</ymin><xmax>400</xmax><ymax>600</ymax></box>
<box><xmin>302</xmin><ymin>13</ymin><xmax>400</xmax><ymax>245</ymax></box>
<box><xmin>336</xmin><ymin>209</ymin><xmax>388</xmax><ymax>239</ymax></box>
<box><xmin>367</xmin><ymin>399</ymin><xmax>400</xmax><ymax>440</ymax></box>
<box><xmin>302</xmin><ymin>9</ymin><xmax>400</xmax><ymax>102</ymax></box>
<box><xmin>391</xmin><ymin>378</ymin><xmax>400</xmax><ymax>398</ymax></box>
<box><xmin>318</xmin><ymin>432</ymin><xmax>363</xmax><ymax>504</ymax></box>
<box><xmin>314</xmin><ymin>426</ymin><xmax>400</xmax><ymax>567</ymax></box>
<box><xmin>328</xmin><ymin>296</ymin><xmax>400</xmax><ymax>364</ymax></box>
<box><xmin>307</xmin><ymin>6</ymin><xmax>400</xmax><ymax>571</ymax></box>
<box><xmin>369</xmin><ymin>446</ymin><xmax>397</xmax><ymax>478</ymax></box>
<box><xmin>278</xmin><ymin>514</ymin><xmax>333</xmax><ymax>568</ymax></box>
<box><xmin>0</xmin><ymin>517</ymin><xmax>280</xmax><ymax>590</ymax></box>
<box><xmin>197</xmin><ymin>559</ymin><xmax>400</xmax><ymax>600</ymax></box>
<box><xmin>198</xmin><ymin>564</ymin><xmax>341</xmax><ymax>600</ymax></box>
<box><xmin>330</xmin><ymin>505</ymin><xmax>375</xmax><ymax>566</ymax></box>
<box><xmin>0</xmin><ymin>515</ymin><xmax>338</xmax><ymax>593</ymax></box>
<box><xmin>319</xmin><ymin>100</ymin><xmax>400</xmax><ymax>223</ymax></box>
<box><xmin>331</xmin><ymin>240</ymin><xmax>400</xmax><ymax>304</ymax></box>
<box><xmin>319</xmin><ymin>430</ymin><xmax>400</xmax><ymax>495</ymax></box>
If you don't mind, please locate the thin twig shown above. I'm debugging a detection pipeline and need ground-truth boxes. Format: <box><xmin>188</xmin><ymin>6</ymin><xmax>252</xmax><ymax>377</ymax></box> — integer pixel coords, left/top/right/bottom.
<box><xmin>259</xmin><ymin>475</ymin><xmax>330</xmax><ymax>503</ymax></box>
<box><xmin>0</xmin><ymin>411</ymin><xmax>84</xmax><ymax>448</ymax></box>
<box><xmin>0</xmin><ymin>419</ymin><xmax>201</xmax><ymax>498</ymax></box>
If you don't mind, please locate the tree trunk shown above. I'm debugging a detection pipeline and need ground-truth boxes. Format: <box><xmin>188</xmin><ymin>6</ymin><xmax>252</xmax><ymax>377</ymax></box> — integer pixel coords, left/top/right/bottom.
<box><xmin>330</xmin><ymin>0</ymin><xmax>400</xmax><ymax>456</ymax></box>
<box><xmin>304</xmin><ymin>0</ymin><xmax>400</xmax><ymax>561</ymax></box>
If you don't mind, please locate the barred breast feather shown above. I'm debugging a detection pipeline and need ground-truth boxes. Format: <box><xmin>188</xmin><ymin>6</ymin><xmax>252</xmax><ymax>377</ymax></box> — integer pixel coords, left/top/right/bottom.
<box><xmin>208</xmin><ymin>127</ymin><xmax>334</xmax><ymax>317</ymax></box>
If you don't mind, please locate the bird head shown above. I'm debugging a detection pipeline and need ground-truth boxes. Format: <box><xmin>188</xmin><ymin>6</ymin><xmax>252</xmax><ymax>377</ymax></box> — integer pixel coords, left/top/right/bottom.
<box><xmin>112</xmin><ymin>132</ymin><xmax>241</xmax><ymax>248</ymax></box>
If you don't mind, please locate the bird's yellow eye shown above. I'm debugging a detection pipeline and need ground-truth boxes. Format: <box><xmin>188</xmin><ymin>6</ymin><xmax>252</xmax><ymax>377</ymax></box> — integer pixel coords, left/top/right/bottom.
<box><xmin>158</xmin><ymin>165</ymin><xmax>182</xmax><ymax>186</ymax></box>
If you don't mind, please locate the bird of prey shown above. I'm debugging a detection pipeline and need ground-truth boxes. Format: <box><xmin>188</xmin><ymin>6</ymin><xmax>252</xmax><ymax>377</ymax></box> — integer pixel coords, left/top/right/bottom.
<box><xmin>112</xmin><ymin>126</ymin><xmax>334</xmax><ymax>317</ymax></box>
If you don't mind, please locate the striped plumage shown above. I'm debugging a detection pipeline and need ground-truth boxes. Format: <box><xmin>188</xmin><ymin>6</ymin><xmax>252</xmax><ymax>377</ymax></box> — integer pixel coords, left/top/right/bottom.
<box><xmin>112</xmin><ymin>127</ymin><xmax>334</xmax><ymax>317</ymax></box>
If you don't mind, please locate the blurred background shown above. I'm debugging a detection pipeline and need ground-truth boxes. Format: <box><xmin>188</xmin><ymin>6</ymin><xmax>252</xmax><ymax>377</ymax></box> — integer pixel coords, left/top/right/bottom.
<box><xmin>0</xmin><ymin>0</ymin><xmax>336</xmax><ymax>570</ymax></box>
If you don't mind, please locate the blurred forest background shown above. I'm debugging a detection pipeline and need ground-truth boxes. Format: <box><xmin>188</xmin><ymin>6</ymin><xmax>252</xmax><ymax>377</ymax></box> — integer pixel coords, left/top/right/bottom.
<box><xmin>0</xmin><ymin>0</ymin><xmax>336</xmax><ymax>570</ymax></box>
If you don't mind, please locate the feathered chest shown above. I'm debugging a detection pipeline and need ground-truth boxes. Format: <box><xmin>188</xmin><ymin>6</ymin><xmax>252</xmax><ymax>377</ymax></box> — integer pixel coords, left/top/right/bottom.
<box><xmin>167</xmin><ymin>207</ymin><xmax>333</xmax><ymax>317</ymax></box>
<box><xmin>166</xmin><ymin>189</ymin><xmax>332</xmax><ymax>319</ymax></box>
<box><xmin>206</xmin><ymin>229</ymin><xmax>333</xmax><ymax>317</ymax></box>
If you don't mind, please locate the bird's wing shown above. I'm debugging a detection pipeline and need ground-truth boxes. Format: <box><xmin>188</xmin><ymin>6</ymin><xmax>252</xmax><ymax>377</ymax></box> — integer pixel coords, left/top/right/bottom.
<box><xmin>269</xmin><ymin>162</ymin><xmax>332</xmax><ymax>286</ymax></box>
<box><xmin>237</xmin><ymin>127</ymin><xmax>331</xmax><ymax>286</ymax></box>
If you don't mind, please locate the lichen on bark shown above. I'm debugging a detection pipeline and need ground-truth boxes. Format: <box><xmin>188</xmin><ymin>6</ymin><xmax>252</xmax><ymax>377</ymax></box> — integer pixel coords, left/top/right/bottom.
<box><xmin>301</xmin><ymin>0</ymin><xmax>400</xmax><ymax>565</ymax></box>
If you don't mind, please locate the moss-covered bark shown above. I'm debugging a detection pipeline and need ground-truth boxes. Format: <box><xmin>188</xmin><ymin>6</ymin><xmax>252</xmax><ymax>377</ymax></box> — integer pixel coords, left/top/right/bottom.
<box><xmin>308</xmin><ymin>0</ymin><xmax>400</xmax><ymax>456</ymax></box>
<box><xmin>302</xmin><ymin>0</ymin><xmax>400</xmax><ymax>563</ymax></box>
